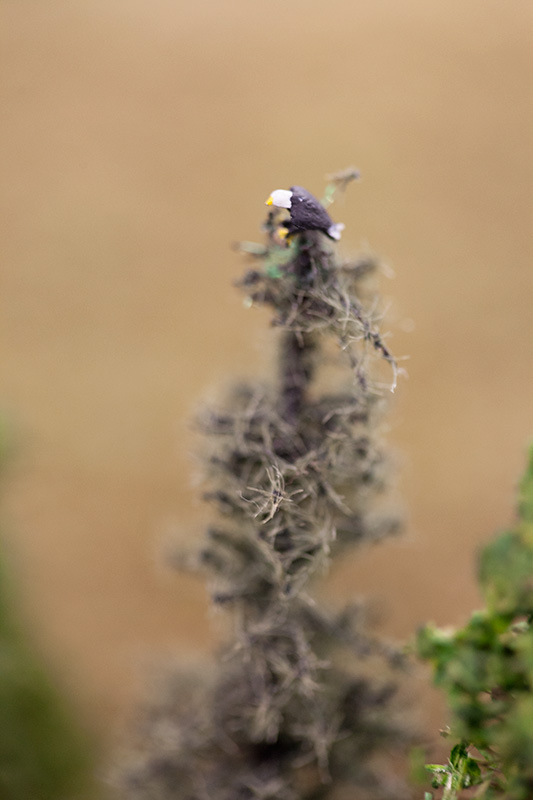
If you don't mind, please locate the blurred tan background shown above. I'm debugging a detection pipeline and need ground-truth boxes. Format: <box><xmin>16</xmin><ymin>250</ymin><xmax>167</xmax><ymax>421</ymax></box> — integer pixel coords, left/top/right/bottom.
<box><xmin>2</xmin><ymin>0</ymin><xmax>533</xmax><ymax>756</ymax></box>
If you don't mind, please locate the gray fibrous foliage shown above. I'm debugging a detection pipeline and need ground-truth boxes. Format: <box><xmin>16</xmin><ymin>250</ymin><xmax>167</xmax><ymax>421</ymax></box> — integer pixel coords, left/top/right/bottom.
<box><xmin>121</xmin><ymin>190</ymin><xmax>411</xmax><ymax>800</ymax></box>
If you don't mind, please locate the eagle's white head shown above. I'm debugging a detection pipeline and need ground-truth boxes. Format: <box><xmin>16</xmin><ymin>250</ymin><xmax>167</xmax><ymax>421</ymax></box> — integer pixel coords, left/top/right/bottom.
<box><xmin>265</xmin><ymin>189</ymin><xmax>293</xmax><ymax>209</ymax></box>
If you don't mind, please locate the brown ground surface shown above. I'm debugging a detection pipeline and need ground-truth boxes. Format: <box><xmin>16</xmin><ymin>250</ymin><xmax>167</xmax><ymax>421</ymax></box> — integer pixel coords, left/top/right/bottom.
<box><xmin>2</xmin><ymin>0</ymin><xmax>533</xmax><ymax>769</ymax></box>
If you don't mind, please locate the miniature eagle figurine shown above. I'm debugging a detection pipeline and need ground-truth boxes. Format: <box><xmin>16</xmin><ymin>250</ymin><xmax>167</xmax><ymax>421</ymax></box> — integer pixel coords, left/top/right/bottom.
<box><xmin>265</xmin><ymin>186</ymin><xmax>345</xmax><ymax>240</ymax></box>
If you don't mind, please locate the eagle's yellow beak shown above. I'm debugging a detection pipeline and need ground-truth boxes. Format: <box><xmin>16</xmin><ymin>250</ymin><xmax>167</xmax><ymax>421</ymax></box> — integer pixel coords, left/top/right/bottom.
<box><xmin>265</xmin><ymin>196</ymin><xmax>273</xmax><ymax>206</ymax></box>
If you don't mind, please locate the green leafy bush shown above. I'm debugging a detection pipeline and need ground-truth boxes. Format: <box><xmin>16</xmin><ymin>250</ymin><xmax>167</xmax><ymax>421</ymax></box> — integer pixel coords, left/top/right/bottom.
<box><xmin>418</xmin><ymin>446</ymin><xmax>533</xmax><ymax>799</ymax></box>
<box><xmin>0</xmin><ymin>428</ymin><xmax>94</xmax><ymax>800</ymax></box>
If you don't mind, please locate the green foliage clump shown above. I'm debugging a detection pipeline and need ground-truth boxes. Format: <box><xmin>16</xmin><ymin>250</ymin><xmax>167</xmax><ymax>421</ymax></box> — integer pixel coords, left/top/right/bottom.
<box><xmin>418</xmin><ymin>446</ymin><xmax>533</xmax><ymax>800</ymax></box>
<box><xmin>0</xmin><ymin>569</ymin><xmax>93</xmax><ymax>799</ymax></box>
<box><xmin>121</xmin><ymin>177</ymin><xmax>411</xmax><ymax>800</ymax></box>
<box><xmin>0</xmin><ymin>427</ymin><xmax>94</xmax><ymax>800</ymax></box>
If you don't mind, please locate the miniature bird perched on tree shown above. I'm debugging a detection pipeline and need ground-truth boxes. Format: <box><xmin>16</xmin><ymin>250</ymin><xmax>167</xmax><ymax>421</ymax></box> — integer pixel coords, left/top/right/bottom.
<box><xmin>266</xmin><ymin>186</ymin><xmax>345</xmax><ymax>240</ymax></box>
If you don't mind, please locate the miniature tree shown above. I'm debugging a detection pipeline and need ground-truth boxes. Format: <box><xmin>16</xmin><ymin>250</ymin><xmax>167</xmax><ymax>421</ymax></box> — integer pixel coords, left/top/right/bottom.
<box><xmin>418</xmin><ymin>446</ymin><xmax>533</xmax><ymax>800</ymax></box>
<box><xmin>122</xmin><ymin>173</ymin><xmax>410</xmax><ymax>800</ymax></box>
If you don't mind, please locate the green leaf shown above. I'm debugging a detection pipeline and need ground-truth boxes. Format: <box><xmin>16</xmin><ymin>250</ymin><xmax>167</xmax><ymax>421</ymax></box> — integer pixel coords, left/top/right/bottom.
<box><xmin>450</xmin><ymin>743</ymin><xmax>468</xmax><ymax>768</ymax></box>
<box><xmin>425</xmin><ymin>764</ymin><xmax>449</xmax><ymax>774</ymax></box>
<box><xmin>464</xmin><ymin>757</ymin><xmax>482</xmax><ymax>786</ymax></box>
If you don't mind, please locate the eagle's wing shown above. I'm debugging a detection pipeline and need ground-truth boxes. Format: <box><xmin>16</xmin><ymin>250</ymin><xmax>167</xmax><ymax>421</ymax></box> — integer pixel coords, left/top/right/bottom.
<box><xmin>289</xmin><ymin>186</ymin><xmax>333</xmax><ymax>231</ymax></box>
